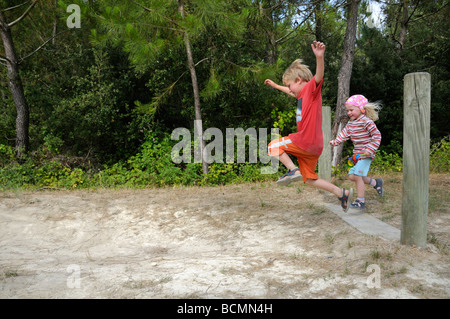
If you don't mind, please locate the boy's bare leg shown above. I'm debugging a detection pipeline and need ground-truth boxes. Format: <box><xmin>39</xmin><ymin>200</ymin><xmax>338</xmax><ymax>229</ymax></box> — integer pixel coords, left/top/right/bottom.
<box><xmin>305</xmin><ymin>178</ymin><xmax>350</xmax><ymax>198</ymax></box>
<box><xmin>278</xmin><ymin>153</ymin><xmax>300</xmax><ymax>174</ymax></box>
<box><xmin>305</xmin><ymin>177</ymin><xmax>354</xmax><ymax>212</ymax></box>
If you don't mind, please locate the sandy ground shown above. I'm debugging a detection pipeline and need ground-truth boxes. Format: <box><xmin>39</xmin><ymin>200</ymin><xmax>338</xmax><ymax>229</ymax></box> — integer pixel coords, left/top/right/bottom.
<box><xmin>0</xmin><ymin>174</ymin><xmax>449</xmax><ymax>299</ymax></box>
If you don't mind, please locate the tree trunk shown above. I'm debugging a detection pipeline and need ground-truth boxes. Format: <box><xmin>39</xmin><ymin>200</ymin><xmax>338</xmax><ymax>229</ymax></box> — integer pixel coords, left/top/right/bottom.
<box><xmin>0</xmin><ymin>12</ymin><xmax>30</xmax><ymax>159</ymax></box>
<box><xmin>397</xmin><ymin>0</ymin><xmax>409</xmax><ymax>53</ymax></box>
<box><xmin>178</xmin><ymin>0</ymin><xmax>208</xmax><ymax>174</ymax></box>
<box><xmin>331</xmin><ymin>0</ymin><xmax>359</xmax><ymax>167</ymax></box>
<box><xmin>314</xmin><ymin>0</ymin><xmax>324</xmax><ymax>41</ymax></box>
<box><xmin>265</xmin><ymin>27</ymin><xmax>277</xmax><ymax>65</ymax></box>
<box><xmin>261</xmin><ymin>0</ymin><xmax>277</xmax><ymax>65</ymax></box>
<box><xmin>52</xmin><ymin>0</ymin><xmax>57</xmax><ymax>45</ymax></box>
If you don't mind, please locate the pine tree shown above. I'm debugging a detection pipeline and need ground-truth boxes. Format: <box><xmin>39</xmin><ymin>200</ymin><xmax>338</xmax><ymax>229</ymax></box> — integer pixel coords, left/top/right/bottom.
<box><xmin>0</xmin><ymin>0</ymin><xmax>39</xmax><ymax>159</ymax></box>
<box><xmin>95</xmin><ymin>0</ymin><xmax>249</xmax><ymax>174</ymax></box>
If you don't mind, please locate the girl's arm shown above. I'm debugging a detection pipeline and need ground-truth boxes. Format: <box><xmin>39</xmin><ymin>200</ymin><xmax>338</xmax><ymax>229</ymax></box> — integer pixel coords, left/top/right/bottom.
<box><xmin>330</xmin><ymin>125</ymin><xmax>350</xmax><ymax>146</ymax></box>
<box><xmin>363</xmin><ymin>121</ymin><xmax>382</xmax><ymax>156</ymax></box>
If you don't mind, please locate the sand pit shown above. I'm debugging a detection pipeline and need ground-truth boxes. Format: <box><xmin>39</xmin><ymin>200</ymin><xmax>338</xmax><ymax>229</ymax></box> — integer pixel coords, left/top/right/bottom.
<box><xmin>0</xmin><ymin>178</ymin><xmax>449</xmax><ymax>299</ymax></box>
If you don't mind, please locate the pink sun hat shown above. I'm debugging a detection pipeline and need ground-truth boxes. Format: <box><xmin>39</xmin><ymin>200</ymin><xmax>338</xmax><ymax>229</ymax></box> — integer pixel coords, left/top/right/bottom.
<box><xmin>346</xmin><ymin>94</ymin><xmax>368</xmax><ymax>113</ymax></box>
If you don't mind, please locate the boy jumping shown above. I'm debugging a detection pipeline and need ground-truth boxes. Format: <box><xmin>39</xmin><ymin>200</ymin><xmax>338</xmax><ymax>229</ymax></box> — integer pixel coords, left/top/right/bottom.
<box><xmin>265</xmin><ymin>41</ymin><xmax>353</xmax><ymax>212</ymax></box>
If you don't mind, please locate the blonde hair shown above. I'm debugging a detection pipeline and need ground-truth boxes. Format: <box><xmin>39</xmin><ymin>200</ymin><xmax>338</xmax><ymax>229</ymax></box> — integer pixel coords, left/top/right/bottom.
<box><xmin>282</xmin><ymin>59</ymin><xmax>313</xmax><ymax>84</ymax></box>
<box><xmin>364</xmin><ymin>101</ymin><xmax>382</xmax><ymax>121</ymax></box>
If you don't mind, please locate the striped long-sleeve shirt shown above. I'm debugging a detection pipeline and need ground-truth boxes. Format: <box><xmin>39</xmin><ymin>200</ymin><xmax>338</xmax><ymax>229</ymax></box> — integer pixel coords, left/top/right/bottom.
<box><xmin>330</xmin><ymin>115</ymin><xmax>381</xmax><ymax>159</ymax></box>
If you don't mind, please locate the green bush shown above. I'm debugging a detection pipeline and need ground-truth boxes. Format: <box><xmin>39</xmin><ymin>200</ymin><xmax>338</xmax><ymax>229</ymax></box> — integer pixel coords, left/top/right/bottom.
<box><xmin>335</xmin><ymin>136</ymin><xmax>449</xmax><ymax>175</ymax></box>
<box><xmin>0</xmin><ymin>144</ymin><xmax>15</xmax><ymax>166</ymax></box>
<box><xmin>0</xmin><ymin>134</ymin><xmax>448</xmax><ymax>191</ymax></box>
<box><xmin>370</xmin><ymin>150</ymin><xmax>403</xmax><ymax>173</ymax></box>
<box><xmin>430</xmin><ymin>136</ymin><xmax>450</xmax><ymax>173</ymax></box>
<box><xmin>94</xmin><ymin>131</ymin><xmax>184</xmax><ymax>188</ymax></box>
<box><xmin>0</xmin><ymin>161</ymin><xmax>31</xmax><ymax>190</ymax></box>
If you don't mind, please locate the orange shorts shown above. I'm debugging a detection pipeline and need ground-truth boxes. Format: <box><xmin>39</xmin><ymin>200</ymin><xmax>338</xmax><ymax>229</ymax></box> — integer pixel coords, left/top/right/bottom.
<box><xmin>268</xmin><ymin>136</ymin><xmax>319</xmax><ymax>182</ymax></box>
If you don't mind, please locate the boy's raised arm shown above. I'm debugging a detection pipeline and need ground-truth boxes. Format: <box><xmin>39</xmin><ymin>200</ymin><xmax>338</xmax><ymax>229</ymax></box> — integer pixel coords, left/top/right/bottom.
<box><xmin>311</xmin><ymin>41</ymin><xmax>325</xmax><ymax>85</ymax></box>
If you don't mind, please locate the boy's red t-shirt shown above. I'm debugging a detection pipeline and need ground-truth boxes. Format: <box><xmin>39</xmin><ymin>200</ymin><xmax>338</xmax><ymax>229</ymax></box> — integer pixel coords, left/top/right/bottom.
<box><xmin>288</xmin><ymin>76</ymin><xmax>323</xmax><ymax>156</ymax></box>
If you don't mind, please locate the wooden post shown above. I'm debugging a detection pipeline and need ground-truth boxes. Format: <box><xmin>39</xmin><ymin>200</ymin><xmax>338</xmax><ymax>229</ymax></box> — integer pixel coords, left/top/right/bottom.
<box><xmin>401</xmin><ymin>72</ymin><xmax>431</xmax><ymax>248</ymax></box>
<box><xmin>319</xmin><ymin>106</ymin><xmax>332</xmax><ymax>181</ymax></box>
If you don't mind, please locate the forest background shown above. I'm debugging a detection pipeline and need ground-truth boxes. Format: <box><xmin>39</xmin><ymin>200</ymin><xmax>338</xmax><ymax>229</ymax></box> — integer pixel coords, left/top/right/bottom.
<box><xmin>0</xmin><ymin>0</ymin><xmax>449</xmax><ymax>190</ymax></box>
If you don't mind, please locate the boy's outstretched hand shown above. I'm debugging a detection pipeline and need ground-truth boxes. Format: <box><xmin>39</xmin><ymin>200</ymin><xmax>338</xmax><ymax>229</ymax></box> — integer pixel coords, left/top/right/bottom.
<box><xmin>311</xmin><ymin>41</ymin><xmax>325</xmax><ymax>58</ymax></box>
<box><xmin>264</xmin><ymin>79</ymin><xmax>276</xmax><ymax>88</ymax></box>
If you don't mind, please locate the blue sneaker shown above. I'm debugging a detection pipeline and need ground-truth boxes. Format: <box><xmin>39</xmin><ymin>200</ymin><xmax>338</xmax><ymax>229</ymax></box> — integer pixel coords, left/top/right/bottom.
<box><xmin>276</xmin><ymin>168</ymin><xmax>302</xmax><ymax>186</ymax></box>
<box><xmin>350</xmin><ymin>199</ymin><xmax>366</xmax><ymax>210</ymax></box>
